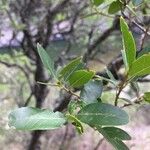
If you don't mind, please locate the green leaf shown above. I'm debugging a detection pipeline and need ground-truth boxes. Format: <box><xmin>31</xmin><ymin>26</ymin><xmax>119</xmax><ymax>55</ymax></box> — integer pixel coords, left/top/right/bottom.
<box><xmin>9</xmin><ymin>107</ymin><xmax>66</xmax><ymax>130</ymax></box>
<box><xmin>77</xmin><ymin>103</ymin><xmax>129</xmax><ymax>126</ymax></box>
<box><xmin>102</xmin><ymin>127</ymin><xmax>131</xmax><ymax>140</ymax></box>
<box><xmin>97</xmin><ymin>127</ymin><xmax>130</xmax><ymax>150</ymax></box>
<box><xmin>93</xmin><ymin>0</ymin><xmax>105</xmax><ymax>6</ymax></box>
<box><xmin>37</xmin><ymin>43</ymin><xmax>56</xmax><ymax>78</ymax></box>
<box><xmin>144</xmin><ymin>92</ymin><xmax>150</xmax><ymax>103</ymax></box>
<box><xmin>68</xmin><ymin>100</ymin><xmax>78</xmax><ymax>114</ymax></box>
<box><xmin>128</xmin><ymin>54</ymin><xmax>150</xmax><ymax>78</ymax></box>
<box><xmin>68</xmin><ymin>100</ymin><xmax>86</xmax><ymax>114</ymax></box>
<box><xmin>68</xmin><ymin>70</ymin><xmax>95</xmax><ymax>88</ymax></box>
<box><xmin>132</xmin><ymin>0</ymin><xmax>143</xmax><ymax>6</ymax></box>
<box><xmin>108</xmin><ymin>0</ymin><xmax>122</xmax><ymax>14</ymax></box>
<box><xmin>120</xmin><ymin>17</ymin><xmax>136</xmax><ymax>69</ymax></box>
<box><xmin>80</xmin><ymin>80</ymin><xmax>103</xmax><ymax>104</ymax></box>
<box><xmin>59</xmin><ymin>57</ymin><xmax>84</xmax><ymax>82</ymax></box>
<box><xmin>66</xmin><ymin>114</ymin><xmax>83</xmax><ymax>134</ymax></box>
<box><xmin>121</xmin><ymin>50</ymin><xmax>128</xmax><ymax>71</ymax></box>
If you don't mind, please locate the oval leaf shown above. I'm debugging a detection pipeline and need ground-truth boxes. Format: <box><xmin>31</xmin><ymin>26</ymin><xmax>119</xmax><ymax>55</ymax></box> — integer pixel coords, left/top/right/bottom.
<box><xmin>77</xmin><ymin>103</ymin><xmax>129</xmax><ymax>126</ymax></box>
<box><xmin>80</xmin><ymin>80</ymin><xmax>103</xmax><ymax>104</ymax></box>
<box><xmin>59</xmin><ymin>57</ymin><xmax>84</xmax><ymax>82</ymax></box>
<box><xmin>9</xmin><ymin>107</ymin><xmax>66</xmax><ymax>130</ymax></box>
<box><xmin>128</xmin><ymin>54</ymin><xmax>150</xmax><ymax>78</ymax></box>
<box><xmin>120</xmin><ymin>17</ymin><xmax>136</xmax><ymax>69</ymax></box>
<box><xmin>93</xmin><ymin>0</ymin><xmax>104</xmax><ymax>6</ymax></box>
<box><xmin>68</xmin><ymin>70</ymin><xmax>95</xmax><ymax>88</ymax></box>
<box><xmin>102</xmin><ymin>127</ymin><xmax>131</xmax><ymax>140</ymax></box>
<box><xmin>97</xmin><ymin>127</ymin><xmax>130</xmax><ymax>150</ymax></box>
<box><xmin>108</xmin><ymin>0</ymin><xmax>122</xmax><ymax>14</ymax></box>
<box><xmin>37</xmin><ymin>43</ymin><xmax>56</xmax><ymax>78</ymax></box>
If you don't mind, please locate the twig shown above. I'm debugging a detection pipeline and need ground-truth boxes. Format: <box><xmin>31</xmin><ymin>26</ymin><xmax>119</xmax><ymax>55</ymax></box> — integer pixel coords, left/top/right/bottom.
<box><xmin>37</xmin><ymin>81</ymin><xmax>59</xmax><ymax>87</ymax></box>
<box><xmin>122</xmin><ymin>13</ymin><xmax>150</xmax><ymax>36</ymax></box>
<box><xmin>62</xmin><ymin>86</ymin><xmax>80</xmax><ymax>99</ymax></box>
<box><xmin>139</xmin><ymin>26</ymin><xmax>150</xmax><ymax>51</ymax></box>
<box><xmin>114</xmin><ymin>75</ymin><xmax>128</xmax><ymax>106</ymax></box>
<box><xmin>121</xmin><ymin>94</ymin><xmax>144</xmax><ymax>108</ymax></box>
<box><xmin>138</xmin><ymin>78</ymin><xmax>150</xmax><ymax>82</ymax></box>
<box><xmin>37</xmin><ymin>81</ymin><xmax>80</xmax><ymax>99</ymax></box>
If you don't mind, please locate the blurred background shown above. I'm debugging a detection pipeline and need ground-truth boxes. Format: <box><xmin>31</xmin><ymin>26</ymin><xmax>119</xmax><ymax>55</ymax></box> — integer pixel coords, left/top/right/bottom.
<box><xmin>0</xmin><ymin>0</ymin><xmax>150</xmax><ymax>150</ymax></box>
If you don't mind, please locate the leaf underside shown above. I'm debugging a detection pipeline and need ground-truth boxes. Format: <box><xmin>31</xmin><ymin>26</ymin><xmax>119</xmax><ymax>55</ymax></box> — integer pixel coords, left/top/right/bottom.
<box><xmin>9</xmin><ymin>107</ymin><xmax>66</xmax><ymax>130</ymax></box>
<box><xmin>80</xmin><ymin>80</ymin><xmax>103</xmax><ymax>104</ymax></box>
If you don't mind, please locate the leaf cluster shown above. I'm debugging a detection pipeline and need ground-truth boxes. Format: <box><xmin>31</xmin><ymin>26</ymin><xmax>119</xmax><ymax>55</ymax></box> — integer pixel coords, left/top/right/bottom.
<box><xmin>8</xmin><ymin>16</ymin><xmax>150</xmax><ymax>150</ymax></box>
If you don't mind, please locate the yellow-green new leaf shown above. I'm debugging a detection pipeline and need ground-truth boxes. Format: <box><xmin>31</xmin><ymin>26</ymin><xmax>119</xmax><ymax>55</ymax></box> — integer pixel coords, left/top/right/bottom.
<box><xmin>144</xmin><ymin>92</ymin><xmax>150</xmax><ymax>103</ymax></box>
<box><xmin>120</xmin><ymin>17</ymin><xmax>136</xmax><ymax>69</ymax></box>
<box><xmin>66</xmin><ymin>114</ymin><xmax>83</xmax><ymax>134</ymax></box>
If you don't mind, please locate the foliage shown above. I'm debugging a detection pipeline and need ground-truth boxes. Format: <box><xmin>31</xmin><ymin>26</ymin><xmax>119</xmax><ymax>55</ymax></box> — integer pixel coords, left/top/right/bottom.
<box><xmin>80</xmin><ymin>80</ymin><xmax>103</xmax><ymax>104</ymax></box>
<box><xmin>8</xmin><ymin>0</ymin><xmax>149</xmax><ymax>149</ymax></box>
<box><xmin>120</xmin><ymin>17</ymin><xmax>136</xmax><ymax>70</ymax></box>
<box><xmin>9</xmin><ymin>107</ymin><xmax>66</xmax><ymax>130</ymax></box>
<box><xmin>37</xmin><ymin>44</ymin><xmax>56</xmax><ymax>79</ymax></box>
<box><xmin>97</xmin><ymin>126</ymin><xmax>131</xmax><ymax>150</ymax></box>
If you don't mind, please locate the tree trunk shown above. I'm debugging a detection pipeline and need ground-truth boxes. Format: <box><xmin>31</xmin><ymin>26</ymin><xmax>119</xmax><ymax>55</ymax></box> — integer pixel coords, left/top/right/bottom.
<box><xmin>28</xmin><ymin>59</ymin><xmax>49</xmax><ymax>150</ymax></box>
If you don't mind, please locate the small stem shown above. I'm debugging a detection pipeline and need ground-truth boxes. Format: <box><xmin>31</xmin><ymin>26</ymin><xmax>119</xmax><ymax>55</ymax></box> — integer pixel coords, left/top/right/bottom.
<box><xmin>114</xmin><ymin>84</ymin><xmax>124</xmax><ymax>106</ymax></box>
<box><xmin>62</xmin><ymin>85</ymin><xmax>80</xmax><ymax>99</ymax></box>
<box><xmin>121</xmin><ymin>94</ymin><xmax>144</xmax><ymax>108</ymax></box>
<box><xmin>114</xmin><ymin>75</ymin><xmax>128</xmax><ymax>106</ymax></box>
<box><xmin>37</xmin><ymin>81</ymin><xmax>80</xmax><ymax>99</ymax></box>
<box><xmin>37</xmin><ymin>81</ymin><xmax>59</xmax><ymax>87</ymax></box>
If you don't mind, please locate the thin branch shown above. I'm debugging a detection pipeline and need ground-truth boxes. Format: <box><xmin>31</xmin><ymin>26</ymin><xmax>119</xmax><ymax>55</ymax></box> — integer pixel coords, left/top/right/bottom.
<box><xmin>114</xmin><ymin>72</ymin><xmax>128</xmax><ymax>106</ymax></box>
<box><xmin>121</xmin><ymin>94</ymin><xmax>144</xmax><ymax>108</ymax></box>
<box><xmin>62</xmin><ymin>85</ymin><xmax>80</xmax><ymax>99</ymax></box>
<box><xmin>139</xmin><ymin>26</ymin><xmax>150</xmax><ymax>51</ymax></box>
